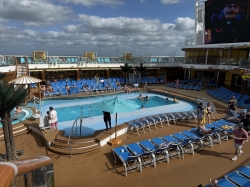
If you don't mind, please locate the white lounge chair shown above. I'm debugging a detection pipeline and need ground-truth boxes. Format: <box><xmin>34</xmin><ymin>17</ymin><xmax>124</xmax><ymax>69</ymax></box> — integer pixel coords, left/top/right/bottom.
<box><xmin>39</xmin><ymin>115</ymin><xmax>53</xmax><ymax>132</ymax></box>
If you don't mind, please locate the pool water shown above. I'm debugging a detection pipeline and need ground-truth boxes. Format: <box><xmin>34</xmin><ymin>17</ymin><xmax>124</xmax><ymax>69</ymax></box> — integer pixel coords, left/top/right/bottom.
<box><xmin>55</xmin><ymin>96</ymin><xmax>173</xmax><ymax>122</ymax></box>
<box><xmin>30</xmin><ymin>92</ymin><xmax>197</xmax><ymax>136</ymax></box>
<box><xmin>0</xmin><ymin>108</ymin><xmax>33</xmax><ymax>127</ymax></box>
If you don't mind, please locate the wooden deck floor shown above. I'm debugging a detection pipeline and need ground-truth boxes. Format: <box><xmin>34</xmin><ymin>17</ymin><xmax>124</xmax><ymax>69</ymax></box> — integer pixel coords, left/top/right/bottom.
<box><xmin>1</xmin><ymin>85</ymin><xmax>250</xmax><ymax>187</ymax></box>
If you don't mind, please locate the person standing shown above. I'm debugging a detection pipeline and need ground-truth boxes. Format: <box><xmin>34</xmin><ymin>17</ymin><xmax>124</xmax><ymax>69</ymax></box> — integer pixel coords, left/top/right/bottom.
<box><xmin>49</xmin><ymin>106</ymin><xmax>58</xmax><ymax>130</ymax></box>
<box><xmin>175</xmin><ymin>78</ymin><xmax>179</xmax><ymax>88</ymax></box>
<box><xmin>231</xmin><ymin>123</ymin><xmax>248</xmax><ymax>161</ymax></box>
<box><xmin>103</xmin><ymin>111</ymin><xmax>111</xmax><ymax>131</ymax></box>
<box><xmin>197</xmin><ymin>102</ymin><xmax>205</xmax><ymax>129</ymax></box>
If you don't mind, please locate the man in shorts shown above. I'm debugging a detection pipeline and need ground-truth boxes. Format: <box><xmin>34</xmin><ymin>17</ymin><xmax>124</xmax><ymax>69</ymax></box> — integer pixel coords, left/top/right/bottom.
<box><xmin>49</xmin><ymin>106</ymin><xmax>58</xmax><ymax>130</ymax></box>
<box><xmin>231</xmin><ymin>123</ymin><xmax>248</xmax><ymax>161</ymax></box>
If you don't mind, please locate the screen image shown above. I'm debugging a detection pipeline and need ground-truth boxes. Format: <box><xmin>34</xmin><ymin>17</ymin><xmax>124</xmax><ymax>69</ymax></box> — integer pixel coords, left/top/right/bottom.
<box><xmin>205</xmin><ymin>0</ymin><xmax>250</xmax><ymax>44</ymax></box>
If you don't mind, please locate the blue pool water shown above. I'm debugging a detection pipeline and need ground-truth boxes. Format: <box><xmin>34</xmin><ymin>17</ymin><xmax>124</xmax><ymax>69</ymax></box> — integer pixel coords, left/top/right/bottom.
<box><xmin>53</xmin><ymin>96</ymin><xmax>174</xmax><ymax>122</ymax></box>
<box><xmin>29</xmin><ymin>92</ymin><xmax>198</xmax><ymax>136</ymax></box>
<box><xmin>0</xmin><ymin>108</ymin><xmax>33</xmax><ymax>127</ymax></box>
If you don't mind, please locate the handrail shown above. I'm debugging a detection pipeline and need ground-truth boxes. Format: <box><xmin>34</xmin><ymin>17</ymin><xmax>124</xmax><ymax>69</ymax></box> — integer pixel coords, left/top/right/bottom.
<box><xmin>33</xmin><ymin>95</ymin><xmax>43</xmax><ymax>115</ymax></box>
<box><xmin>0</xmin><ymin>156</ymin><xmax>51</xmax><ymax>187</ymax></box>
<box><xmin>11</xmin><ymin>156</ymin><xmax>51</xmax><ymax>176</ymax></box>
<box><xmin>67</xmin><ymin>117</ymin><xmax>84</xmax><ymax>158</ymax></box>
<box><xmin>0</xmin><ymin>162</ymin><xmax>17</xmax><ymax>187</ymax></box>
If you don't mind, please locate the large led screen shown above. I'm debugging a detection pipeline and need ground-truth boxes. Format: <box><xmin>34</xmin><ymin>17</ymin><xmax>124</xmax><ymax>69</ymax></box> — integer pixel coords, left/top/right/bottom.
<box><xmin>205</xmin><ymin>0</ymin><xmax>250</xmax><ymax>44</ymax></box>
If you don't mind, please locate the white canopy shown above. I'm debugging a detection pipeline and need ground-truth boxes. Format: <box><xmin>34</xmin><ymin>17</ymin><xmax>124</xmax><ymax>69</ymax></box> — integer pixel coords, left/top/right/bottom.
<box><xmin>8</xmin><ymin>75</ymin><xmax>42</xmax><ymax>85</ymax></box>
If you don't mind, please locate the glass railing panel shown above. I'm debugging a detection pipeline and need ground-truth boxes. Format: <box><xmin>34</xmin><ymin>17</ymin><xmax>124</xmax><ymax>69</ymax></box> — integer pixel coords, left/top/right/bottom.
<box><xmin>11</xmin><ymin>163</ymin><xmax>55</xmax><ymax>187</ymax></box>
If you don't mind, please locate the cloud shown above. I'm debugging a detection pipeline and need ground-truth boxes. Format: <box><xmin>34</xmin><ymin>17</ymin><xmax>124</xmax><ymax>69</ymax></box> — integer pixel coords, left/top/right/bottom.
<box><xmin>0</xmin><ymin>0</ymin><xmax>73</xmax><ymax>26</ymax></box>
<box><xmin>174</xmin><ymin>17</ymin><xmax>195</xmax><ymax>31</ymax></box>
<box><xmin>139</xmin><ymin>0</ymin><xmax>145</xmax><ymax>3</ymax></box>
<box><xmin>161</xmin><ymin>0</ymin><xmax>183</xmax><ymax>5</ymax></box>
<box><xmin>0</xmin><ymin>10</ymin><xmax>194</xmax><ymax>56</ymax></box>
<box><xmin>60</xmin><ymin>0</ymin><xmax>125</xmax><ymax>7</ymax></box>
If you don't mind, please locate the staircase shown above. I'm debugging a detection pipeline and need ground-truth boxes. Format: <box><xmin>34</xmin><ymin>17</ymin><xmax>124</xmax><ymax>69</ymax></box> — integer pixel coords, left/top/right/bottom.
<box><xmin>48</xmin><ymin>118</ymin><xmax>100</xmax><ymax>157</ymax></box>
<box><xmin>48</xmin><ymin>136</ymin><xmax>100</xmax><ymax>156</ymax></box>
<box><xmin>16</xmin><ymin>64</ymin><xmax>28</xmax><ymax>78</ymax></box>
<box><xmin>0</xmin><ymin>124</ymin><xmax>30</xmax><ymax>141</ymax></box>
<box><xmin>13</xmin><ymin>57</ymin><xmax>29</xmax><ymax>79</ymax></box>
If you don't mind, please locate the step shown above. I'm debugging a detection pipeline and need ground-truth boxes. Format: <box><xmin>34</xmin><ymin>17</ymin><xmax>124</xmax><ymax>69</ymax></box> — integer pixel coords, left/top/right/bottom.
<box><xmin>50</xmin><ymin>141</ymin><xmax>99</xmax><ymax>149</ymax></box>
<box><xmin>48</xmin><ymin>143</ymin><xmax>100</xmax><ymax>155</ymax></box>
<box><xmin>54</xmin><ymin>138</ymin><xmax>96</xmax><ymax>144</ymax></box>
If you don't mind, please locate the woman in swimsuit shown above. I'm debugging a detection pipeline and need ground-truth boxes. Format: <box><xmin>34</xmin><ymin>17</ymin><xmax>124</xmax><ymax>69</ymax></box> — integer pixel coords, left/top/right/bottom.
<box><xmin>206</xmin><ymin>102</ymin><xmax>212</xmax><ymax>124</ymax></box>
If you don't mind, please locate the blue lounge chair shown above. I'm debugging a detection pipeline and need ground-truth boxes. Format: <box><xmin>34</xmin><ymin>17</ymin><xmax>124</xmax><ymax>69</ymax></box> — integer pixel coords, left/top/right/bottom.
<box><xmin>127</xmin><ymin>120</ymin><xmax>146</xmax><ymax>136</ymax></box>
<box><xmin>139</xmin><ymin>139</ymin><xmax>169</xmax><ymax>163</ymax></box>
<box><xmin>181</xmin><ymin>130</ymin><xmax>212</xmax><ymax>149</ymax></box>
<box><xmin>126</xmin><ymin>143</ymin><xmax>156</xmax><ymax>168</ymax></box>
<box><xmin>157</xmin><ymin>113</ymin><xmax>173</xmax><ymax>126</ymax></box>
<box><xmin>225</xmin><ymin>171</ymin><xmax>250</xmax><ymax>186</ymax></box>
<box><xmin>238</xmin><ymin>166</ymin><xmax>250</xmax><ymax>179</ymax></box>
<box><xmin>112</xmin><ymin>145</ymin><xmax>142</xmax><ymax>177</ymax></box>
<box><xmin>150</xmin><ymin>137</ymin><xmax>181</xmax><ymax>160</ymax></box>
<box><xmin>175</xmin><ymin>131</ymin><xmax>204</xmax><ymax>151</ymax></box>
<box><xmin>162</xmin><ymin>135</ymin><xmax>193</xmax><ymax>159</ymax></box>
<box><xmin>203</xmin><ymin>178</ymin><xmax>237</xmax><ymax>187</ymax></box>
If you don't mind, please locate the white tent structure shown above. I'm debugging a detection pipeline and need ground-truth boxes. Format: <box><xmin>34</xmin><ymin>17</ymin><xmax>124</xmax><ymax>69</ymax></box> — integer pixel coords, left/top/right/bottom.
<box><xmin>8</xmin><ymin>75</ymin><xmax>42</xmax><ymax>101</ymax></box>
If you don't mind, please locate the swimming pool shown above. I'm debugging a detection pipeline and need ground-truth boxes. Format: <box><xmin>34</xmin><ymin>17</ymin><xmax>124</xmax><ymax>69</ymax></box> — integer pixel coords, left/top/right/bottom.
<box><xmin>31</xmin><ymin>92</ymin><xmax>198</xmax><ymax>136</ymax></box>
<box><xmin>0</xmin><ymin>108</ymin><xmax>33</xmax><ymax>128</ymax></box>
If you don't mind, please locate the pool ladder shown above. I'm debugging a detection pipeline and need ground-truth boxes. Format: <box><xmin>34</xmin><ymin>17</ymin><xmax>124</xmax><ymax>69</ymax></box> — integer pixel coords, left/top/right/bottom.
<box><xmin>33</xmin><ymin>95</ymin><xmax>43</xmax><ymax>115</ymax></box>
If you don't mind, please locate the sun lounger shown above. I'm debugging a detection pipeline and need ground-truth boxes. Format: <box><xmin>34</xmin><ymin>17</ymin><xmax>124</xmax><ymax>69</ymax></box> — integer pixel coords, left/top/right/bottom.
<box><xmin>162</xmin><ymin>135</ymin><xmax>193</xmax><ymax>159</ymax></box>
<box><xmin>173</xmin><ymin>131</ymin><xmax>204</xmax><ymax>151</ymax></box>
<box><xmin>139</xmin><ymin>139</ymin><xmax>170</xmax><ymax>163</ymax></box>
<box><xmin>140</xmin><ymin>116</ymin><xmax>157</xmax><ymax>130</ymax></box>
<box><xmin>150</xmin><ymin>137</ymin><xmax>181</xmax><ymax>160</ymax></box>
<box><xmin>127</xmin><ymin>120</ymin><xmax>146</xmax><ymax>136</ymax></box>
<box><xmin>225</xmin><ymin>171</ymin><xmax>250</xmax><ymax>186</ymax></box>
<box><xmin>181</xmin><ymin>130</ymin><xmax>212</xmax><ymax>150</ymax></box>
<box><xmin>164</xmin><ymin>113</ymin><xmax>176</xmax><ymax>125</ymax></box>
<box><xmin>126</xmin><ymin>143</ymin><xmax>156</xmax><ymax>168</ymax></box>
<box><xmin>150</xmin><ymin>115</ymin><xmax>164</xmax><ymax>128</ymax></box>
<box><xmin>203</xmin><ymin>178</ymin><xmax>237</xmax><ymax>187</ymax></box>
<box><xmin>199</xmin><ymin>124</ymin><xmax>223</xmax><ymax>144</ymax></box>
<box><xmin>237</xmin><ymin>166</ymin><xmax>250</xmax><ymax>179</ymax></box>
<box><xmin>112</xmin><ymin>145</ymin><xmax>142</xmax><ymax>177</ymax></box>
<box><xmin>156</xmin><ymin>114</ymin><xmax>171</xmax><ymax>126</ymax></box>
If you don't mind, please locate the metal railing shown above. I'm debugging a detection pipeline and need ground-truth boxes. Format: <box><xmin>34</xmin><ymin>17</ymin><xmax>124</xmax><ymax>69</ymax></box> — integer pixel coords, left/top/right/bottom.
<box><xmin>184</xmin><ymin>57</ymin><xmax>248</xmax><ymax>66</ymax></box>
<box><xmin>0</xmin><ymin>156</ymin><xmax>55</xmax><ymax>187</ymax></box>
<box><xmin>33</xmin><ymin>95</ymin><xmax>43</xmax><ymax>115</ymax></box>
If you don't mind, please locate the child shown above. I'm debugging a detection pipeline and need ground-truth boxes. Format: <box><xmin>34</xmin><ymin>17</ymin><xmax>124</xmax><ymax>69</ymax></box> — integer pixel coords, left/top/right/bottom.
<box><xmin>46</xmin><ymin>111</ymin><xmax>52</xmax><ymax>127</ymax></box>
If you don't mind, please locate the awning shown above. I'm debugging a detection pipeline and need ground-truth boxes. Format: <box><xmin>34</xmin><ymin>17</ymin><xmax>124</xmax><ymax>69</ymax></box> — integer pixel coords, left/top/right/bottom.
<box><xmin>8</xmin><ymin>75</ymin><xmax>42</xmax><ymax>84</ymax></box>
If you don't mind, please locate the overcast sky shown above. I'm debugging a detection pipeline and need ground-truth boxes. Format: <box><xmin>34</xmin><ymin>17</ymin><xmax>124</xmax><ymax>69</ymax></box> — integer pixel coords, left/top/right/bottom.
<box><xmin>0</xmin><ymin>0</ymin><xmax>195</xmax><ymax>57</ymax></box>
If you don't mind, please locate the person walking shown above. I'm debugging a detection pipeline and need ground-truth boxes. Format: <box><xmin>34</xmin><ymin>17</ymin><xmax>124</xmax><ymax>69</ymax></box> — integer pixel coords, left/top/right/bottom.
<box><xmin>103</xmin><ymin>111</ymin><xmax>111</xmax><ymax>131</ymax></box>
<box><xmin>49</xmin><ymin>106</ymin><xmax>58</xmax><ymax>129</ymax></box>
<box><xmin>231</xmin><ymin>123</ymin><xmax>248</xmax><ymax>161</ymax></box>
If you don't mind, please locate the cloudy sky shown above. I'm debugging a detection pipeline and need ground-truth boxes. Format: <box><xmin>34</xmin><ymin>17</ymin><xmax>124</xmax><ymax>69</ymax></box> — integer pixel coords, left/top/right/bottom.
<box><xmin>0</xmin><ymin>0</ymin><xmax>195</xmax><ymax>57</ymax></box>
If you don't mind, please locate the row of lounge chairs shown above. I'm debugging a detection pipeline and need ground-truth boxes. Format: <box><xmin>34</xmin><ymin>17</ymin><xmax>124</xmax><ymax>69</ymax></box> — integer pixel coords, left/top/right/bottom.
<box><xmin>44</xmin><ymin>79</ymin><xmax>124</xmax><ymax>97</ymax></box>
<box><xmin>204</xmin><ymin>164</ymin><xmax>250</xmax><ymax>187</ymax></box>
<box><xmin>207</xmin><ymin>87</ymin><xmax>249</xmax><ymax>108</ymax></box>
<box><xmin>127</xmin><ymin>111</ymin><xmax>197</xmax><ymax>136</ymax></box>
<box><xmin>165</xmin><ymin>82</ymin><xmax>203</xmax><ymax>91</ymax></box>
<box><xmin>113</xmin><ymin>118</ymin><xmax>235</xmax><ymax>177</ymax></box>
